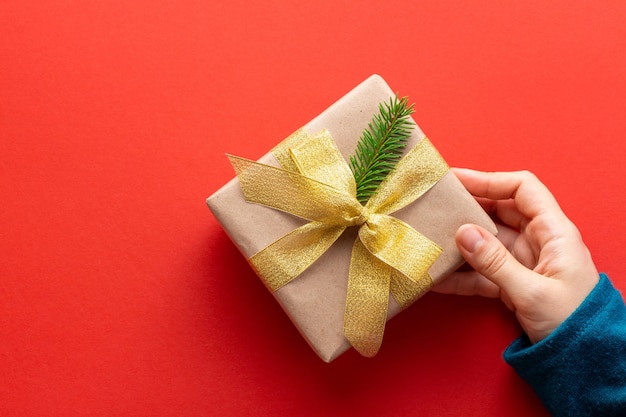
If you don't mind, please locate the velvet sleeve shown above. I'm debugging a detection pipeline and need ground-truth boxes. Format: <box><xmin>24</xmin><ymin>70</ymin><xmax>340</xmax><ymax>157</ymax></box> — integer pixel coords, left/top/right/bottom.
<box><xmin>504</xmin><ymin>273</ymin><xmax>626</xmax><ymax>417</ymax></box>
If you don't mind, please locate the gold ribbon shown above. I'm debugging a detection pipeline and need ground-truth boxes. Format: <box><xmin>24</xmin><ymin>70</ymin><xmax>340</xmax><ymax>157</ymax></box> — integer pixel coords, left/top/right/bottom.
<box><xmin>228</xmin><ymin>128</ymin><xmax>449</xmax><ymax>357</ymax></box>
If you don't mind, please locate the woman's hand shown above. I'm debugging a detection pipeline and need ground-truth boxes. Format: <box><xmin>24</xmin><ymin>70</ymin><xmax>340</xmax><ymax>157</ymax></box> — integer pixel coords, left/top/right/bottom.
<box><xmin>433</xmin><ymin>168</ymin><xmax>599</xmax><ymax>343</ymax></box>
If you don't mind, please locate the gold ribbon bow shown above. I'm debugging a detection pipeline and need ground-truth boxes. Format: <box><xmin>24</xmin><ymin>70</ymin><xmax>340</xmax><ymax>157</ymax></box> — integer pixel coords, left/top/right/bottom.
<box><xmin>228</xmin><ymin>128</ymin><xmax>449</xmax><ymax>357</ymax></box>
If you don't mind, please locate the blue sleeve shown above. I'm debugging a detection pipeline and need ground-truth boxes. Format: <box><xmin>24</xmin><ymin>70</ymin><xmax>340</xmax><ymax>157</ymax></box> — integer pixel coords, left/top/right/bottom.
<box><xmin>503</xmin><ymin>274</ymin><xmax>626</xmax><ymax>416</ymax></box>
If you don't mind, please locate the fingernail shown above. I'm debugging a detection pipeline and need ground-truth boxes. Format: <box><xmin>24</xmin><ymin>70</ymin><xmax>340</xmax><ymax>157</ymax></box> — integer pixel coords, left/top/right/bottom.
<box><xmin>458</xmin><ymin>225</ymin><xmax>484</xmax><ymax>253</ymax></box>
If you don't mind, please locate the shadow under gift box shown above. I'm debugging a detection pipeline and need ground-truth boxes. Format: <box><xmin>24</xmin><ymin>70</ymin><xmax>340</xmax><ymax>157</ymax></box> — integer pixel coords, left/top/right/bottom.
<box><xmin>207</xmin><ymin>74</ymin><xmax>497</xmax><ymax>362</ymax></box>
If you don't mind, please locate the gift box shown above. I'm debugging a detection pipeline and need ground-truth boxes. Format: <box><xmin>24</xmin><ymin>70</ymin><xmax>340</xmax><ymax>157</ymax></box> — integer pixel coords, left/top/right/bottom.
<box><xmin>207</xmin><ymin>75</ymin><xmax>497</xmax><ymax>362</ymax></box>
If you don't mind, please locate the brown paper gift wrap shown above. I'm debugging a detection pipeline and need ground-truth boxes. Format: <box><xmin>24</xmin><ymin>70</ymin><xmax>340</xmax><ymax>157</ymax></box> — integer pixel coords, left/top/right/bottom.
<box><xmin>207</xmin><ymin>75</ymin><xmax>497</xmax><ymax>362</ymax></box>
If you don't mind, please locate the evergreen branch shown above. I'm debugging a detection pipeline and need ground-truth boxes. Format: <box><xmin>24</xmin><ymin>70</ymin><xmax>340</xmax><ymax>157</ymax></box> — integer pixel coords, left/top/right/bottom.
<box><xmin>349</xmin><ymin>94</ymin><xmax>415</xmax><ymax>204</ymax></box>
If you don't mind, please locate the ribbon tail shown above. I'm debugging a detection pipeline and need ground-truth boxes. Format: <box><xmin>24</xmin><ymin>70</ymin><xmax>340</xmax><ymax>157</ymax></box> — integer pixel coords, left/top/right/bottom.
<box><xmin>250</xmin><ymin>222</ymin><xmax>345</xmax><ymax>291</ymax></box>
<box><xmin>344</xmin><ymin>239</ymin><xmax>391</xmax><ymax>357</ymax></box>
<box><xmin>390</xmin><ymin>269</ymin><xmax>433</xmax><ymax>309</ymax></box>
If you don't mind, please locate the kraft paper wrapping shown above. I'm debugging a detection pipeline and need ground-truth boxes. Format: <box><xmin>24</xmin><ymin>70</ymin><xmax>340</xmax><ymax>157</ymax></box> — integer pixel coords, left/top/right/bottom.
<box><xmin>207</xmin><ymin>75</ymin><xmax>497</xmax><ymax>362</ymax></box>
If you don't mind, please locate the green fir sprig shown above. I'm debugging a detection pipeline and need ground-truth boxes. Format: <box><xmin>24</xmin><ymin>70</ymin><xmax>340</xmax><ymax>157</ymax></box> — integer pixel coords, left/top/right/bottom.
<box><xmin>349</xmin><ymin>95</ymin><xmax>416</xmax><ymax>204</ymax></box>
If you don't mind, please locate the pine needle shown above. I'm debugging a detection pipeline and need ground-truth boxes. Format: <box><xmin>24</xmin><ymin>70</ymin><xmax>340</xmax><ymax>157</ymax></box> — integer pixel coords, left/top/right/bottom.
<box><xmin>349</xmin><ymin>95</ymin><xmax>415</xmax><ymax>204</ymax></box>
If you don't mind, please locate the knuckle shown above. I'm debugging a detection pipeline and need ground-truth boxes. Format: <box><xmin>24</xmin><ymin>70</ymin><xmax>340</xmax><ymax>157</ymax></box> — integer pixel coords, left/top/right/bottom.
<box><xmin>517</xmin><ymin>170</ymin><xmax>538</xmax><ymax>182</ymax></box>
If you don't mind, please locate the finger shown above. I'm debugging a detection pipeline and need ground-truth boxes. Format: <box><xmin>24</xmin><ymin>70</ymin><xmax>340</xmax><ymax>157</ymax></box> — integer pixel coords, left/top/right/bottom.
<box><xmin>456</xmin><ymin>224</ymin><xmax>537</xmax><ymax>296</ymax></box>
<box><xmin>452</xmin><ymin>168</ymin><xmax>562</xmax><ymax>220</ymax></box>
<box><xmin>453</xmin><ymin>168</ymin><xmax>575</xmax><ymax>249</ymax></box>
<box><xmin>470</xmin><ymin>197</ymin><xmax>523</xmax><ymax>229</ymax></box>
<box><xmin>434</xmin><ymin>225</ymin><xmax>528</xmax><ymax>297</ymax></box>
<box><xmin>432</xmin><ymin>270</ymin><xmax>500</xmax><ymax>298</ymax></box>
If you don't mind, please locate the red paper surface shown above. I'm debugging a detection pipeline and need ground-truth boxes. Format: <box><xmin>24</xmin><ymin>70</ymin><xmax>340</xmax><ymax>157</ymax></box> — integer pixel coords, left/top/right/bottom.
<box><xmin>1</xmin><ymin>1</ymin><xmax>625</xmax><ymax>416</ymax></box>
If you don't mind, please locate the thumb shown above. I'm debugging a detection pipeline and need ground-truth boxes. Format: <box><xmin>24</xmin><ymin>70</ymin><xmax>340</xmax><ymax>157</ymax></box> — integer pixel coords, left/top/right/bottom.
<box><xmin>455</xmin><ymin>224</ymin><xmax>533</xmax><ymax>294</ymax></box>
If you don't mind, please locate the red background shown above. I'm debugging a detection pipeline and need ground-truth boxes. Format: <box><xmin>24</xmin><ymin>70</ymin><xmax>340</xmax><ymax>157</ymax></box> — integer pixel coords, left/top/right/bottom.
<box><xmin>2</xmin><ymin>1</ymin><xmax>625</xmax><ymax>416</ymax></box>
